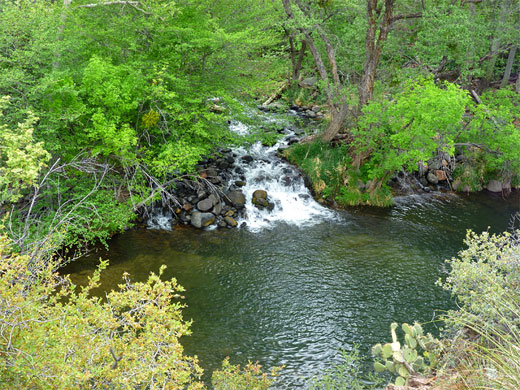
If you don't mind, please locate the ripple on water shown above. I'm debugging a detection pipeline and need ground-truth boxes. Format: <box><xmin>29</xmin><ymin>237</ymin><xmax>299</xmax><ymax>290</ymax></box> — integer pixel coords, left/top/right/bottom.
<box><xmin>63</xmin><ymin>190</ymin><xmax>519</xmax><ymax>389</ymax></box>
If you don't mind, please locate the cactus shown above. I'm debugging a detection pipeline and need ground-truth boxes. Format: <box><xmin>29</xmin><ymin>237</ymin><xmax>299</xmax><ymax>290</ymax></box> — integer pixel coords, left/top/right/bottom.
<box><xmin>371</xmin><ymin>322</ymin><xmax>440</xmax><ymax>387</ymax></box>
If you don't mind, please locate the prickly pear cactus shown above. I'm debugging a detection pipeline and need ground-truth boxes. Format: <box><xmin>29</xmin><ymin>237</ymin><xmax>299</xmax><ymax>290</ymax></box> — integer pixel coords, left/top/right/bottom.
<box><xmin>372</xmin><ymin>322</ymin><xmax>440</xmax><ymax>387</ymax></box>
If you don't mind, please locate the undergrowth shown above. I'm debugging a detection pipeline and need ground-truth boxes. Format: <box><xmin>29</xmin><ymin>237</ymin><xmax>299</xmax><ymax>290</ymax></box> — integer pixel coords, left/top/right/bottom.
<box><xmin>285</xmin><ymin>141</ymin><xmax>393</xmax><ymax>207</ymax></box>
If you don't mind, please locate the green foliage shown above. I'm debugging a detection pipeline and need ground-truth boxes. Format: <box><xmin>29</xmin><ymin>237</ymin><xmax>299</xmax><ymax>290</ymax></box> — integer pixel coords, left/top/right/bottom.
<box><xmin>462</xmin><ymin>88</ymin><xmax>520</xmax><ymax>178</ymax></box>
<box><xmin>0</xmin><ymin>0</ymin><xmax>288</xmax><ymax>250</ymax></box>
<box><xmin>0</xmin><ymin>96</ymin><xmax>50</xmax><ymax>203</ymax></box>
<box><xmin>437</xmin><ymin>225</ymin><xmax>520</xmax><ymax>389</ymax></box>
<box><xmin>211</xmin><ymin>358</ymin><xmax>281</xmax><ymax>390</ymax></box>
<box><xmin>307</xmin><ymin>348</ymin><xmax>384</xmax><ymax>390</ymax></box>
<box><xmin>285</xmin><ymin>140</ymin><xmax>351</xmax><ymax>200</ymax></box>
<box><xmin>353</xmin><ymin>79</ymin><xmax>470</xmax><ymax>181</ymax></box>
<box><xmin>0</xmin><ymin>234</ymin><xmax>204</xmax><ymax>389</ymax></box>
<box><xmin>372</xmin><ymin>323</ymin><xmax>441</xmax><ymax>387</ymax></box>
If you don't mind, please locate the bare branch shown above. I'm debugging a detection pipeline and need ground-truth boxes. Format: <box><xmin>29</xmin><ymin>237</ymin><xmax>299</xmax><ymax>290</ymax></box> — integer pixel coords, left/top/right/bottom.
<box><xmin>77</xmin><ymin>1</ymin><xmax>152</xmax><ymax>15</ymax></box>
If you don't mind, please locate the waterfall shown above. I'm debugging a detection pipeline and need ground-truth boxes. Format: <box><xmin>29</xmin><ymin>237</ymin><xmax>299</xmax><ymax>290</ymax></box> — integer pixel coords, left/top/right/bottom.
<box><xmin>228</xmin><ymin>114</ymin><xmax>335</xmax><ymax>231</ymax></box>
<box><xmin>146</xmin><ymin>110</ymin><xmax>336</xmax><ymax>231</ymax></box>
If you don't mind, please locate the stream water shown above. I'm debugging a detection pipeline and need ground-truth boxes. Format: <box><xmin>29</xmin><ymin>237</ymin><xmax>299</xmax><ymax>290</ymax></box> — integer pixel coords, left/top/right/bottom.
<box><xmin>63</xmin><ymin>113</ymin><xmax>520</xmax><ymax>389</ymax></box>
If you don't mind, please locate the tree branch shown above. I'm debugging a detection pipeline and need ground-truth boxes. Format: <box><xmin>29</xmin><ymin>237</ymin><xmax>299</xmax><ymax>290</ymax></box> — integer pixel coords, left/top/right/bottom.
<box><xmin>390</xmin><ymin>12</ymin><xmax>422</xmax><ymax>24</ymax></box>
<box><xmin>77</xmin><ymin>1</ymin><xmax>151</xmax><ymax>15</ymax></box>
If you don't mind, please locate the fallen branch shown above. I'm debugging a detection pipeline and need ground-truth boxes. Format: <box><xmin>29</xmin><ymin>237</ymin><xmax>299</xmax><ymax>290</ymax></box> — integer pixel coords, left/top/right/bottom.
<box><xmin>262</xmin><ymin>81</ymin><xmax>289</xmax><ymax>106</ymax></box>
<box><xmin>454</xmin><ymin>142</ymin><xmax>502</xmax><ymax>155</ymax></box>
<box><xmin>470</xmin><ymin>89</ymin><xmax>501</xmax><ymax>130</ymax></box>
<box><xmin>77</xmin><ymin>1</ymin><xmax>151</xmax><ymax>15</ymax></box>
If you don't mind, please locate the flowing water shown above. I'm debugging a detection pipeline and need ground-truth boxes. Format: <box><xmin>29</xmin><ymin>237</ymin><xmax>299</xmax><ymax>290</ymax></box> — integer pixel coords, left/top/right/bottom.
<box><xmin>63</xmin><ymin>113</ymin><xmax>520</xmax><ymax>388</ymax></box>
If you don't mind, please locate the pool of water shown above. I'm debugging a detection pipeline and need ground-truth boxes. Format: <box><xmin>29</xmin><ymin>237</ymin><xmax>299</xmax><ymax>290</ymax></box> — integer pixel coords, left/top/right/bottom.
<box><xmin>63</xmin><ymin>191</ymin><xmax>520</xmax><ymax>388</ymax></box>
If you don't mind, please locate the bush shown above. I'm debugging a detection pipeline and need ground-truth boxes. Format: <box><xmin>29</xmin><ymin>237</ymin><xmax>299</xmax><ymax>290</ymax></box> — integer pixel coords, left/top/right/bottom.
<box><xmin>307</xmin><ymin>348</ymin><xmax>384</xmax><ymax>390</ymax></box>
<box><xmin>437</xmin><ymin>220</ymin><xmax>520</xmax><ymax>390</ymax></box>
<box><xmin>212</xmin><ymin>358</ymin><xmax>281</xmax><ymax>390</ymax></box>
<box><xmin>0</xmin><ymin>234</ymin><xmax>204</xmax><ymax>389</ymax></box>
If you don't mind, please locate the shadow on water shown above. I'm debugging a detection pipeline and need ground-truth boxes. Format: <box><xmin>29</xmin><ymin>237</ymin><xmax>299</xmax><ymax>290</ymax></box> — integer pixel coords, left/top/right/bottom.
<box><xmin>63</xmin><ymin>191</ymin><xmax>520</xmax><ymax>389</ymax></box>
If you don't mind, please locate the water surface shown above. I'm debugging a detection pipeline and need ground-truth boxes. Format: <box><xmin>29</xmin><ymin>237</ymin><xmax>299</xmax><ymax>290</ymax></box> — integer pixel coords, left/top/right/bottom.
<box><xmin>64</xmin><ymin>191</ymin><xmax>520</xmax><ymax>388</ymax></box>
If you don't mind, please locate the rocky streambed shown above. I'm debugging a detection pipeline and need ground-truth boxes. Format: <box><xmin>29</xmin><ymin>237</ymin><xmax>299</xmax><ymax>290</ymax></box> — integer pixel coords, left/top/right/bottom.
<box><xmin>144</xmin><ymin>107</ymin><xmax>334</xmax><ymax>232</ymax></box>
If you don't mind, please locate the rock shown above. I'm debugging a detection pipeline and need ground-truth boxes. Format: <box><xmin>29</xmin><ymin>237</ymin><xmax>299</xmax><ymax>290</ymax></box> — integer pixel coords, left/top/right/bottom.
<box><xmin>213</xmin><ymin>201</ymin><xmax>223</xmax><ymax>215</ymax></box>
<box><xmin>418</xmin><ymin>162</ymin><xmax>428</xmax><ymax>177</ymax></box>
<box><xmin>218</xmin><ymin>220</ymin><xmax>227</xmax><ymax>228</ymax></box>
<box><xmin>235</xmin><ymin>180</ymin><xmax>246</xmax><ymax>187</ymax></box>
<box><xmin>205</xmin><ymin>167</ymin><xmax>218</xmax><ymax>177</ymax></box>
<box><xmin>182</xmin><ymin>202</ymin><xmax>193</xmax><ymax>212</ymax></box>
<box><xmin>312</xmin><ymin>105</ymin><xmax>321</xmax><ymax>112</ymax></box>
<box><xmin>224</xmin><ymin>216</ymin><xmax>238</xmax><ymax>227</ymax></box>
<box><xmin>307</xmin><ymin>110</ymin><xmax>317</xmax><ymax>118</ymax></box>
<box><xmin>253</xmin><ymin>198</ymin><xmax>269</xmax><ymax>208</ymax></box>
<box><xmin>208</xmin><ymin>176</ymin><xmax>222</xmax><ymax>185</ymax></box>
<box><xmin>435</xmin><ymin>170</ymin><xmax>447</xmax><ymax>181</ymax></box>
<box><xmin>422</xmin><ymin>186</ymin><xmax>431</xmax><ymax>193</ymax></box>
<box><xmin>197</xmin><ymin>198</ymin><xmax>214</xmax><ymax>212</ymax></box>
<box><xmin>486</xmin><ymin>180</ymin><xmax>502</xmax><ymax>192</ymax></box>
<box><xmin>241</xmin><ymin>155</ymin><xmax>253</xmax><ymax>163</ymax></box>
<box><xmin>299</xmin><ymin>77</ymin><xmax>317</xmax><ymax>88</ymax></box>
<box><xmin>252</xmin><ymin>189</ymin><xmax>267</xmax><ymax>200</ymax></box>
<box><xmin>287</xmin><ymin>137</ymin><xmax>299</xmax><ymax>145</ymax></box>
<box><xmin>226</xmin><ymin>190</ymin><xmax>246</xmax><ymax>208</ymax></box>
<box><xmin>225</xmin><ymin>156</ymin><xmax>235</xmax><ymax>164</ymax></box>
<box><xmin>428</xmin><ymin>159</ymin><xmax>442</xmax><ymax>171</ymax></box>
<box><xmin>224</xmin><ymin>210</ymin><xmax>235</xmax><ymax>217</ymax></box>
<box><xmin>217</xmin><ymin>159</ymin><xmax>230</xmax><ymax>170</ymax></box>
<box><xmin>427</xmin><ymin>172</ymin><xmax>439</xmax><ymax>185</ymax></box>
<box><xmin>210</xmin><ymin>104</ymin><xmax>226</xmax><ymax>113</ymax></box>
<box><xmin>191</xmin><ymin>212</ymin><xmax>215</xmax><ymax>228</ymax></box>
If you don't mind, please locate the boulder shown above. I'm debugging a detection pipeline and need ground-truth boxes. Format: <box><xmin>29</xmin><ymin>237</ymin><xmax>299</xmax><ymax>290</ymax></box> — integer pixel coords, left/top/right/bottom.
<box><xmin>213</xmin><ymin>201</ymin><xmax>223</xmax><ymax>215</ymax></box>
<box><xmin>197</xmin><ymin>198</ymin><xmax>213</xmax><ymax>212</ymax></box>
<box><xmin>191</xmin><ymin>212</ymin><xmax>215</xmax><ymax>228</ymax></box>
<box><xmin>299</xmin><ymin>77</ymin><xmax>317</xmax><ymax>88</ymax></box>
<box><xmin>426</xmin><ymin>172</ymin><xmax>439</xmax><ymax>185</ymax></box>
<box><xmin>226</xmin><ymin>190</ymin><xmax>246</xmax><ymax>208</ymax></box>
<box><xmin>224</xmin><ymin>216</ymin><xmax>238</xmax><ymax>227</ymax></box>
<box><xmin>435</xmin><ymin>170</ymin><xmax>447</xmax><ymax>181</ymax></box>
<box><xmin>235</xmin><ymin>180</ymin><xmax>246</xmax><ymax>187</ymax></box>
<box><xmin>241</xmin><ymin>155</ymin><xmax>254</xmax><ymax>163</ymax></box>
<box><xmin>486</xmin><ymin>180</ymin><xmax>502</xmax><ymax>193</ymax></box>
<box><xmin>252</xmin><ymin>189</ymin><xmax>267</xmax><ymax>200</ymax></box>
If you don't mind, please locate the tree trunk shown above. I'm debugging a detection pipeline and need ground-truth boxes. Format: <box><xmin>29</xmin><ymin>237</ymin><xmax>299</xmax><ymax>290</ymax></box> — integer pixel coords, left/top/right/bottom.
<box><xmin>486</xmin><ymin>0</ymin><xmax>511</xmax><ymax>81</ymax></box>
<box><xmin>501</xmin><ymin>45</ymin><xmax>517</xmax><ymax>88</ymax></box>
<box><xmin>293</xmin><ymin>41</ymin><xmax>306</xmax><ymax>80</ymax></box>
<box><xmin>53</xmin><ymin>0</ymin><xmax>72</xmax><ymax>68</ymax></box>
<box><xmin>321</xmin><ymin>103</ymin><xmax>350</xmax><ymax>143</ymax></box>
<box><xmin>358</xmin><ymin>0</ymin><xmax>394</xmax><ymax>110</ymax></box>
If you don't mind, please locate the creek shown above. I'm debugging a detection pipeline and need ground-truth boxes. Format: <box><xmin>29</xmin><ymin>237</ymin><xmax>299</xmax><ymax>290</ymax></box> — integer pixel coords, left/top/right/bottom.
<box><xmin>63</xmin><ymin>112</ymin><xmax>520</xmax><ymax>389</ymax></box>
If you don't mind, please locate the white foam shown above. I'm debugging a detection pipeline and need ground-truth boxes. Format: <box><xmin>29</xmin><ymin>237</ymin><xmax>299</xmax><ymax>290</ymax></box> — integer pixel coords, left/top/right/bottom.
<box><xmin>229</xmin><ymin>119</ymin><xmax>336</xmax><ymax>232</ymax></box>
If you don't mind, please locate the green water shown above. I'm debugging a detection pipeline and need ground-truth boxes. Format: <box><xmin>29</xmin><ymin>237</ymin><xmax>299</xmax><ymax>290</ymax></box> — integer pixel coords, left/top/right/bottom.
<box><xmin>64</xmin><ymin>191</ymin><xmax>520</xmax><ymax>388</ymax></box>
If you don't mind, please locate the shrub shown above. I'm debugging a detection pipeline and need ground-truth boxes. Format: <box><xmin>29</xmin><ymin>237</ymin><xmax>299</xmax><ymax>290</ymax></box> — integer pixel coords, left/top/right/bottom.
<box><xmin>212</xmin><ymin>358</ymin><xmax>281</xmax><ymax>390</ymax></box>
<box><xmin>437</xmin><ymin>220</ymin><xmax>520</xmax><ymax>390</ymax></box>
<box><xmin>0</xmin><ymin>234</ymin><xmax>204</xmax><ymax>389</ymax></box>
<box><xmin>307</xmin><ymin>348</ymin><xmax>384</xmax><ymax>390</ymax></box>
